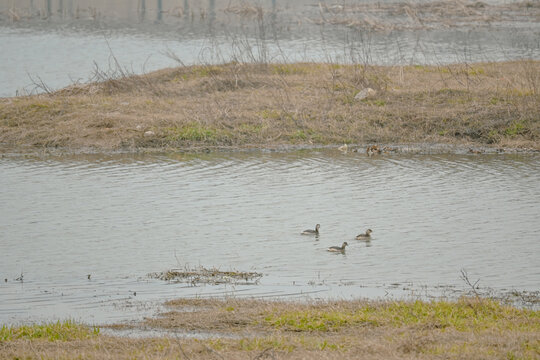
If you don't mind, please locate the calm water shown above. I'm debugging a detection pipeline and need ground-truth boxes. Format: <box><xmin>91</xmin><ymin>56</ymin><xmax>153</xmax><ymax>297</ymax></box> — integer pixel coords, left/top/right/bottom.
<box><xmin>1</xmin><ymin>0</ymin><xmax>540</xmax><ymax>96</ymax></box>
<box><xmin>1</xmin><ymin>150</ymin><xmax>539</xmax><ymax>324</ymax></box>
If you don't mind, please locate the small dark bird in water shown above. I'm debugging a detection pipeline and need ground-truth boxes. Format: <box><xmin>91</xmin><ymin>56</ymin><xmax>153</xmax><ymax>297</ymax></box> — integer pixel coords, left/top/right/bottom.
<box><xmin>87</xmin><ymin>274</ymin><xmax>91</xmax><ymax>280</ymax></box>
<box><xmin>301</xmin><ymin>224</ymin><xmax>320</xmax><ymax>235</ymax></box>
<box><xmin>327</xmin><ymin>242</ymin><xmax>348</xmax><ymax>252</ymax></box>
<box><xmin>4</xmin><ymin>278</ymin><xmax>7</xmax><ymax>283</ymax></box>
<box><xmin>355</xmin><ymin>229</ymin><xmax>373</xmax><ymax>239</ymax></box>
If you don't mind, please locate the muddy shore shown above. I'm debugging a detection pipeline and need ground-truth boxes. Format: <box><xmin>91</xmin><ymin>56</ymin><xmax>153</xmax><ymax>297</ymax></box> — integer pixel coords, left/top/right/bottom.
<box><xmin>1</xmin><ymin>61</ymin><xmax>539</xmax><ymax>155</ymax></box>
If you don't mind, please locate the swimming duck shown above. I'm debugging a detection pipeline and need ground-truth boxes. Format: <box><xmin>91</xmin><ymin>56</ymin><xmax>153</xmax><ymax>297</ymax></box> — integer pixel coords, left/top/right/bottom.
<box><xmin>366</xmin><ymin>145</ymin><xmax>381</xmax><ymax>156</ymax></box>
<box><xmin>301</xmin><ymin>224</ymin><xmax>320</xmax><ymax>235</ymax></box>
<box><xmin>355</xmin><ymin>229</ymin><xmax>373</xmax><ymax>239</ymax></box>
<box><xmin>327</xmin><ymin>242</ymin><xmax>348</xmax><ymax>252</ymax></box>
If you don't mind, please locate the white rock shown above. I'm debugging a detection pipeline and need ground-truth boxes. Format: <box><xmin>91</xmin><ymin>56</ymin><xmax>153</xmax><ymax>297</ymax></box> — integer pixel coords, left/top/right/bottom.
<box><xmin>354</xmin><ymin>88</ymin><xmax>376</xmax><ymax>100</ymax></box>
<box><xmin>338</xmin><ymin>144</ymin><xmax>348</xmax><ymax>152</ymax></box>
<box><xmin>136</xmin><ymin>125</ymin><xmax>143</xmax><ymax>131</ymax></box>
<box><xmin>144</xmin><ymin>130</ymin><xmax>155</xmax><ymax>137</ymax></box>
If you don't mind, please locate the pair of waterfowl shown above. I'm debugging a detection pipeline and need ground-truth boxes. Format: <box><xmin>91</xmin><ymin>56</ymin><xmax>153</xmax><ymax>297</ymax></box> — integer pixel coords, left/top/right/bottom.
<box><xmin>301</xmin><ymin>224</ymin><xmax>373</xmax><ymax>252</ymax></box>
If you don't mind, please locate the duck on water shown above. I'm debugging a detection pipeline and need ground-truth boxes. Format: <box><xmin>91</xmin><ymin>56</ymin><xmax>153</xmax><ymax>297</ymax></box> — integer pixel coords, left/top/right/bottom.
<box><xmin>327</xmin><ymin>242</ymin><xmax>348</xmax><ymax>252</ymax></box>
<box><xmin>301</xmin><ymin>224</ymin><xmax>320</xmax><ymax>235</ymax></box>
<box><xmin>355</xmin><ymin>229</ymin><xmax>372</xmax><ymax>239</ymax></box>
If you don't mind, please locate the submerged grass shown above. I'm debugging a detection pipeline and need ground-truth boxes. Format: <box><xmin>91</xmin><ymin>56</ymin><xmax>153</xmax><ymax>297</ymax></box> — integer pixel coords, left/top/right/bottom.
<box><xmin>1</xmin><ymin>298</ymin><xmax>538</xmax><ymax>359</ymax></box>
<box><xmin>0</xmin><ymin>60</ymin><xmax>539</xmax><ymax>153</ymax></box>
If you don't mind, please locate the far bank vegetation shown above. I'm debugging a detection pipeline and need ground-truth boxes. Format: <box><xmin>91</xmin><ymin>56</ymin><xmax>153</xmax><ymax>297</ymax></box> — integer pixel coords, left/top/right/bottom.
<box><xmin>0</xmin><ymin>60</ymin><xmax>538</xmax><ymax>152</ymax></box>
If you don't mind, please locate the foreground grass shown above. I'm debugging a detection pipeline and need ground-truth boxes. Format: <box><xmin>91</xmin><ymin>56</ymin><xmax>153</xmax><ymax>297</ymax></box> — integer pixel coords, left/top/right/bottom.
<box><xmin>0</xmin><ymin>61</ymin><xmax>539</xmax><ymax>153</ymax></box>
<box><xmin>1</xmin><ymin>298</ymin><xmax>538</xmax><ymax>359</ymax></box>
<box><xmin>0</xmin><ymin>320</ymin><xmax>99</xmax><ymax>341</ymax></box>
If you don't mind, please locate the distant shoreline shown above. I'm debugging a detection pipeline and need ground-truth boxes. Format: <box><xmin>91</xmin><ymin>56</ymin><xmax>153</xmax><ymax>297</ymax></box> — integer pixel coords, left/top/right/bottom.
<box><xmin>1</xmin><ymin>61</ymin><xmax>539</xmax><ymax>155</ymax></box>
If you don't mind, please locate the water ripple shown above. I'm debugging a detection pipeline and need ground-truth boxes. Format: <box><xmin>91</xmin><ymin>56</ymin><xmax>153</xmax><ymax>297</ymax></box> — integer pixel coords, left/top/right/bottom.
<box><xmin>1</xmin><ymin>150</ymin><xmax>539</xmax><ymax>324</ymax></box>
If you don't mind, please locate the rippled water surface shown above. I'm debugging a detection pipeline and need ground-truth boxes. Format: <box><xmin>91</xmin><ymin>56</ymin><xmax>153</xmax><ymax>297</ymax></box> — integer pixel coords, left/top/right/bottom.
<box><xmin>1</xmin><ymin>150</ymin><xmax>539</xmax><ymax>324</ymax></box>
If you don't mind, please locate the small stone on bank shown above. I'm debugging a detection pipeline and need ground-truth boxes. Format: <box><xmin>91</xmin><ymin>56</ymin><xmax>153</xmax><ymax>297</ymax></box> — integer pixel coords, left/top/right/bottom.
<box><xmin>144</xmin><ymin>130</ymin><xmax>155</xmax><ymax>137</ymax></box>
<box><xmin>354</xmin><ymin>88</ymin><xmax>376</xmax><ymax>100</ymax></box>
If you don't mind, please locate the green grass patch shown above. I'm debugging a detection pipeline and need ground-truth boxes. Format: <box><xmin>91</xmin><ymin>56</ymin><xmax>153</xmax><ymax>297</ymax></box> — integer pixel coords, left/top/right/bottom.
<box><xmin>365</xmin><ymin>99</ymin><xmax>387</xmax><ymax>107</ymax></box>
<box><xmin>390</xmin><ymin>299</ymin><xmax>539</xmax><ymax>331</ymax></box>
<box><xmin>0</xmin><ymin>320</ymin><xmax>99</xmax><ymax>341</ymax></box>
<box><xmin>505</xmin><ymin>88</ymin><xmax>534</xmax><ymax>97</ymax></box>
<box><xmin>264</xmin><ymin>299</ymin><xmax>539</xmax><ymax>332</ymax></box>
<box><xmin>28</xmin><ymin>103</ymin><xmax>51</xmax><ymax>110</ymax></box>
<box><xmin>191</xmin><ymin>65</ymin><xmax>224</xmax><ymax>78</ymax></box>
<box><xmin>17</xmin><ymin>101</ymin><xmax>64</xmax><ymax>117</ymax></box>
<box><xmin>489</xmin><ymin>96</ymin><xmax>504</xmax><ymax>105</ymax></box>
<box><xmin>504</xmin><ymin>121</ymin><xmax>528</xmax><ymax>136</ymax></box>
<box><xmin>467</xmin><ymin>66</ymin><xmax>485</xmax><ymax>75</ymax></box>
<box><xmin>238</xmin><ymin>123</ymin><xmax>264</xmax><ymax>134</ymax></box>
<box><xmin>289</xmin><ymin>130</ymin><xmax>308</xmax><ymax>141</ymax></box>
<box><xmin>265</xmin><ymin>308</ymin><xmax>378</xmax><ymax>332</ymax></box>
<box><xmin>166</xmin><ymin>123</ymin><xmax>229</xmax><ymax>143</ymax></box>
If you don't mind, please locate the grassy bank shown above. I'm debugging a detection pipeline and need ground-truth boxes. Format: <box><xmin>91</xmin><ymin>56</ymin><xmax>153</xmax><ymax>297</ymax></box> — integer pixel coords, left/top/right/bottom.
<box><xmin>1</xmin><ymin>298</ymin><xmax>538</xmax><ymax>359</ymax></box>
<box><xmin>0</xmin><ymin>61</ymin><xmax>539</xmax><ymax>153</ymax></box>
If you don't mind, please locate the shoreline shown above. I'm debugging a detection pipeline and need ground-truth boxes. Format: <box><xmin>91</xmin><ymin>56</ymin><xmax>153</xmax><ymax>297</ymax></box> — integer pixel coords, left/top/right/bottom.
<box><xmin>1</xmin><ymin>61</ymin><xmax>539</xmax><ymax>155</ymax></box>
<box><xmin>1</xmin><ymin>142</ymin><xmax>539</xmax><ymax>159</ymax></box>
<box><xmin>1</xmin><ymin>297</ymin><xmax>539</xmax><ymax>359</ymax></box>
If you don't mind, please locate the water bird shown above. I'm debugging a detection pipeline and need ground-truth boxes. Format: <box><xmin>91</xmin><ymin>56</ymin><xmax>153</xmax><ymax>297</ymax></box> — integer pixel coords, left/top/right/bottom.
<box><xmin>327</xmin><ymin>242</ymin><xmax>348</xmax><ymax>252</ymax></box>
<box><xmin>301</xmin><ymin>224</ymin><xmax>320</xmax><ymax>235</ymax></box>
<box><xmin>366</xmin><ymin>145</ymin><xmax>381</xmax><ymax>156</ymax></box>
<box><xmin>87</xmin><ymin>274</ymin><xmax>91</xmax><ymax>280</ymax></box>
<box><xmin>338</xmin><ymin>143</ymin><xmax>348</xmax><ymax>152</ymax></box>
<box><xmin>355</xmin><ymin>229</ymin><xmax>373</xmax><ymax>239</ymax></box>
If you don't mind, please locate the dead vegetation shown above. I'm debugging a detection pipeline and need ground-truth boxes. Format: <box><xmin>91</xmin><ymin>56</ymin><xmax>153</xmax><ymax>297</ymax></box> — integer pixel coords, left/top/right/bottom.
<box><xmin>3</xmin><ymin>0</ymin><xmax>539</xmax><ymax>31</ymax></box>
<box><xmin>224</xmin><ymin>3</ymin><xmax>261</xmax><ymax>18</ymax></box>
<box><xmin>0</xmin><ymin>60</ymin><xmax>539</xmax><ymax>153</ymax></box>
<box><xmin>315</xmin><ymin>0</ymin><xmax>540</xmax><ymax>31</ymax></box>
<box><xmin>1</xmin><ymin>297</ymin><xmax>539</xmax><ymax>359</ymax></box>
<box><xmin>149</xmin><ymin>265</ymin><xmax>262</xmax><ymax>285</ymax></box>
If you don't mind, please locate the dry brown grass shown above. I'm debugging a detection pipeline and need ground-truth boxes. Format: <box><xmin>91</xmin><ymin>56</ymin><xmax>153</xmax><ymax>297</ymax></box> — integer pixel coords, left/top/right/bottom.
<box><xmin>1</xmin><ymin>298</ymin><xmax>539</xmax><ymax>359</ymax></box>
<box><xmin>0</xmin><ymin>60</ymin><xmax>539</xmax><ymax>153</ymax></box>
<box><xmin>315</xmin><ymin>0</ymin><xmax>540</xmax><ymax>31</ymax></box>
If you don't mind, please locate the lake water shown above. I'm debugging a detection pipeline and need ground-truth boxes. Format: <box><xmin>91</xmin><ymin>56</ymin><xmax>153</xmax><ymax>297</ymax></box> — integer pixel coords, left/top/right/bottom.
<box><xmin>1</xmin><ymin>0</ymin><xmax>539</xmax><ymax>326</ymax></box>
<box><xmin>1</xmin><ymin>0</ymin><xmax>540</xmax><ymax>96</ymax></box>
<box><xmin>1</xmin><ymin>150</ymin><xmax>539</xmax><ymax>325</ymax></box>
